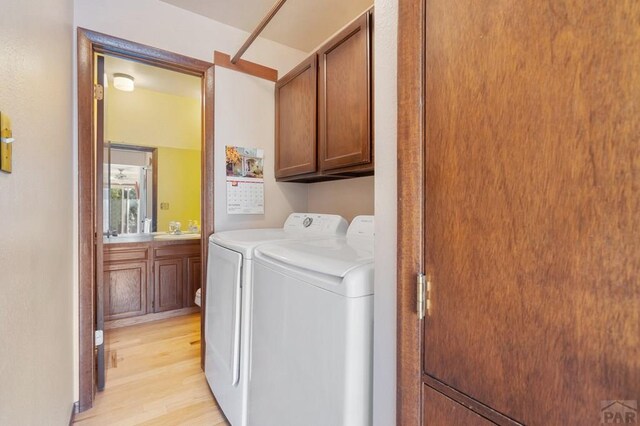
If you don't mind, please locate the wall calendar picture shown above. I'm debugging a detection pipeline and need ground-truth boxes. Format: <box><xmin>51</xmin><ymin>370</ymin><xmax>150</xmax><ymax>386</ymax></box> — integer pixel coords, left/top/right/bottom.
<box><xmin>225</xmin><ymin>145</ymin><xmax>265</xmax><ymax>215</ymax></box>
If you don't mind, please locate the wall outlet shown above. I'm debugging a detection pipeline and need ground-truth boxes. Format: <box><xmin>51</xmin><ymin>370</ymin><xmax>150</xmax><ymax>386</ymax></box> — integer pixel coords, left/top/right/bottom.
<box><xmin>160</xmin><ymin>202</ymin><xmax>170</xmax><ymax>210</ymax></box>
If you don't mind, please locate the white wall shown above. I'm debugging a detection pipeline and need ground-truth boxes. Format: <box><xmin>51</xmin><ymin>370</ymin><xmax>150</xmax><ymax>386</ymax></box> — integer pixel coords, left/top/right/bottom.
<box><xmin>307</xmin><ymin>176</ymin><xmax>374</xmax><ymax>222</ymax></box>
<box><xmin>0</xmin><ymin>0</ymin><xmax>75</xmax><ymax>423</ymax></box>
<box><xmin>214</xmin><ymin>67</ymin><xmax>308</xmax><ymax>231</ymax></box>
<box><xmin>75</xmin><ymin>0</ymin><xmax>307</xmax><ymax>74</ymax></box>
<box><xmin>372</xmin><ymin>0</ymin><xmax>398</xmax><ymax>424</ymax></box>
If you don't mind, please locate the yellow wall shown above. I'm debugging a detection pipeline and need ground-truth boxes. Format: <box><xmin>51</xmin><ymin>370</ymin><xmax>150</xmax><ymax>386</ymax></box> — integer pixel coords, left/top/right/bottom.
<box><xmin>157</xmin><ymin>147</ymin><xmax>201</xmax><ymax>231</ymax></box>
<box><xmin>106</xmin><ymin>86</ymin><xmax>201</xmax><ymax>150</ymax></box>
<box><xmin>105</xmin><ymin>86</ymin><xmax>201</xmax><ymax>231</ymax></box>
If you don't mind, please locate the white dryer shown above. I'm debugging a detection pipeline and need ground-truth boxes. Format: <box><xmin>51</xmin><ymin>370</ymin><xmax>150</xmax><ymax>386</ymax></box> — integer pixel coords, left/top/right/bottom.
<box><xmin>204</xmin><ymin>213</ymin><xmax>348</xmax><ymax>426</ymax></box>
<box><xmin>248</xmin><ymin>215</ymin><xmax>374</xmax><ymax>426</ymax></box>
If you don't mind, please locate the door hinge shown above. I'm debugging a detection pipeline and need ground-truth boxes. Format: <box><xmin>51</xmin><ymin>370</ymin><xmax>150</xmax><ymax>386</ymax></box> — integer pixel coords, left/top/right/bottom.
<box><xmin>95</xmin><ymin>329</ymin><xmax>104</xmax><ymax>347</ymax></box>
<box><xmin>94</xmin><ymin>83</ymin><xmax>104</xmax><ymax>100</ymax></box>
<box><xmin>417</xmin><ymin>273</ymin><xmax>431</xmax><ymax>319</ymax></box>
<box><xmin>152</xmin><ymin>300</ymin><xmax>155</xmax><ymax>310</ymax></box>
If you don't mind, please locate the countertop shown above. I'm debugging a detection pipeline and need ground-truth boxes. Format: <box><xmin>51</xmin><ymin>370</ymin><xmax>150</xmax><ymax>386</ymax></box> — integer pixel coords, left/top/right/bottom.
<box><xmin>103</xmin><ymin>232</ymin><xmax>201</xmax><ymax>244</ymax></box>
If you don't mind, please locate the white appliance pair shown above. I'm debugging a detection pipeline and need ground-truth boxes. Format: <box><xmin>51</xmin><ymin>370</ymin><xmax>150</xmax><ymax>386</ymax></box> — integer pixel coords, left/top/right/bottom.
<box><xmin>205</xmin><ymin>213</ymin><xmax>374</xmax><ymax>426</ymax></box>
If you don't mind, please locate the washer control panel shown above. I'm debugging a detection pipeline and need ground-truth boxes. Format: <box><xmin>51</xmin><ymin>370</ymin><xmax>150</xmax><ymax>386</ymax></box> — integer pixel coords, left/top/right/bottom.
<box><xmin>284</xmin><ymin>213</ymin><xmax>348</xmax><ymax>235</ymax></box>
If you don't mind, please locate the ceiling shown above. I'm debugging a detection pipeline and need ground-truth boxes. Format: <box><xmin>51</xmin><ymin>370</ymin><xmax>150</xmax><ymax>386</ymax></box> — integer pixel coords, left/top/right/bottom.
<box><xmin>104</xmin><ymin>55</ymin><xmax>201</xmax><ymax>99</ymax></box>
<box><xmin>159</xmin><ymin>0</ymin><xmax>373</xmax><ymax>52</ymax></box>
<box><xmin>110</xmin><ymin>165</ymin><xmax>143</xmax><ymax>186</ymax></box>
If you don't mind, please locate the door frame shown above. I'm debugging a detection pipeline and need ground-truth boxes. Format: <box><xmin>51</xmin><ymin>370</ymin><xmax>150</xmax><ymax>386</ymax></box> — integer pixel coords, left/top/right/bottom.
<box><xmin>77</xmin><ymin>28</ymin><xmax>215</xmax><ymax>412</ymax></box>
<box><xmin>396</xmin><ymin>0</ymin><xmax>425</xmax><ymax>424</ymax></box>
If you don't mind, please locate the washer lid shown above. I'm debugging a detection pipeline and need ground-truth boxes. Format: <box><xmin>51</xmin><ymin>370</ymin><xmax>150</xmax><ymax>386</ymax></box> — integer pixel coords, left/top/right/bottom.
<box><xmin>209</xmin><ymin>213</ymin><xmax>348</xmax><ymax>259</ymax></box>
<box><xmin>210</xmin><ymin>229</ymin><xmax>293</xmax><ymax>258</ymax></box>
<box><xmin>255</xmin><ymin>236</ymin><xmax>373</xmax><ymax>278</ymax></box>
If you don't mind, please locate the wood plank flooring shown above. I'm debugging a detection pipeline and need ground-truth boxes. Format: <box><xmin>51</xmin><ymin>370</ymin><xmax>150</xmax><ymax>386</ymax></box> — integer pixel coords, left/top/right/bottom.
<box><xmin>74</xmin><ymin>313</ymin><xmax>229</xmax><ymax>426</ymax></box>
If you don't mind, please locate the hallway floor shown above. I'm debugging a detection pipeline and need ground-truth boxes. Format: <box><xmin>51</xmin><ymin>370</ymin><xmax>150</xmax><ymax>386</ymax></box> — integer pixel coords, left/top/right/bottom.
<box><xmin>73</xmin><ymin>313</ymin><xmax>229</xmax><ymax>425</ymax></box>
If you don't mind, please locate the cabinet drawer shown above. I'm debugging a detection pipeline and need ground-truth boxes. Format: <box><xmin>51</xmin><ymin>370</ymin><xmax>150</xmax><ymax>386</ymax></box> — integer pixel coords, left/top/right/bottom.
<box><xmin>154</xmin><ymin>243</ymin><xmax>200</xmax><ymax>259</ymax></box>
<box><xmin>104</xmin><ymin>246</ymin><xmax>149</xmax><ymax>263</ymax></box>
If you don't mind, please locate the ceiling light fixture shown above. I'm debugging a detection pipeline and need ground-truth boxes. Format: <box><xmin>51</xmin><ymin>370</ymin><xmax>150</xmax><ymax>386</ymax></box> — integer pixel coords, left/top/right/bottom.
<box><xmin>113</xmin><ymin>73</ymin><xmax>135</xmax><ymax>91</ymax></box>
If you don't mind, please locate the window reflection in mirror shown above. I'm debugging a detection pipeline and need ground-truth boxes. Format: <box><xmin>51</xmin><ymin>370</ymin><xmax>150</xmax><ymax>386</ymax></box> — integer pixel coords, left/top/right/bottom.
<box><xmin>104</xmin><ymin>144</ymin><xmax>156</xmax><ymax>236</ymax></box>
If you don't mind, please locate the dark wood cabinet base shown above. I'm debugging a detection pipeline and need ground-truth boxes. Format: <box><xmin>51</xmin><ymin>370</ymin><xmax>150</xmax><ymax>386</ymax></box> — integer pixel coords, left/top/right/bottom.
<box><xmin>103</xmin><ymin>239</ymin><xmax>202</xmax><ymax>322</ymax></box>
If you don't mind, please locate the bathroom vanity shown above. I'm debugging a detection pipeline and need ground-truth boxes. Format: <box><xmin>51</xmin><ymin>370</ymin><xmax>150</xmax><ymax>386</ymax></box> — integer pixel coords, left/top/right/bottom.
<box><xmin>103</xmin><ymin>235</ymin><xmax>201</xmax><ymax>326</ymax></box>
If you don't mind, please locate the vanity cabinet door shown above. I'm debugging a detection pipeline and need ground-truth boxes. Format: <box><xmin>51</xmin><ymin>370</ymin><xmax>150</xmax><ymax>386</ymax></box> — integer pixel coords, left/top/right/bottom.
<box><xmin>186</xmin><ymin>256</ymin><xmax>202</xmax><ymax>308</ymax></box>
<box><xmin>154</xmin><ymin>258</ymin><xmax>184</xmax><ymax>312</ymax></box>
<box><xmin>103</xmin><ymin>261</ymin><xmax>147</xmax><ymax>321</ymax></box>
<box><xmin>318</xmin><ymin>11</ymin><xmax>372</xmax><ymax>174</ymax></box>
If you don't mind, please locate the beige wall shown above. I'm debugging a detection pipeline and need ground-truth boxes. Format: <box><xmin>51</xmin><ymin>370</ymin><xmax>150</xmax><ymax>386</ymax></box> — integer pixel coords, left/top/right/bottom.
<box><xmin>307</xmin><ymin>176</ymin><xmax>375</xmax><ymax>222</ymax></box>
<box><xmin>0</xmin><ymin>0</ymin><xmax>75</xmax><ymax>423</ymax></box>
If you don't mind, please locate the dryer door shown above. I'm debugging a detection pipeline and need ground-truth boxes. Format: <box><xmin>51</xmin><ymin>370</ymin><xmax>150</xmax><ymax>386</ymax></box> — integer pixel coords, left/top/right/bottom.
<box><xmin>205</xmin><ymin>243</ymin><xmax>243</xmax><ymax>387</ymax></box>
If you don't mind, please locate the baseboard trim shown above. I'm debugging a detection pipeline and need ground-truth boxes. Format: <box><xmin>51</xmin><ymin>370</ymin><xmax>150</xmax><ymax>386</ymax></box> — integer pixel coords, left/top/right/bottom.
<box><xmin>105</xmin><ymin>307</ymin><xmax>200</xmax><ymax>330</ymax></box>
<box><xmin>69</xmin><ymin>401</ymin><xmax>79</xmax><ymax>425</ymax></box>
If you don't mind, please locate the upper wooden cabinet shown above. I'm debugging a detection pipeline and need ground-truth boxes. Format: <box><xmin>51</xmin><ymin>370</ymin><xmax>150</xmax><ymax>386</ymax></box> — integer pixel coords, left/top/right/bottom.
<box><xmin>275</xmin><ymin>9</ymin><xmax>373</xmax><ymax>182</ymax></box>
<box><xmin>318</xmin><ymin>12</ymin><xmax>372</xmax><ymax>174</ymax></box>
<box><xmin>275</xmin><ymin>55</ymin><xmax>318</xmax><ymax>179</ymax></box>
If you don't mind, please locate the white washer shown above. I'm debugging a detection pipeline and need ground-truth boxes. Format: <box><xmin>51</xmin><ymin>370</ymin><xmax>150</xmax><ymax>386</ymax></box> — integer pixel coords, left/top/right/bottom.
<box><xmin>248</xmin><ymin>216</ymin><xmax>375</xmax><ymax>426</ymax></box>
<box><xmin>205</xmin><ymin>213</ymin><xmax>348</xmax><ymax>426</ymax></box>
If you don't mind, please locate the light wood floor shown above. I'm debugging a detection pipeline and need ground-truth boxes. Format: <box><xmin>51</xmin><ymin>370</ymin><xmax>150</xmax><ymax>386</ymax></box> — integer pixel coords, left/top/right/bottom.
<box><xmin>74</xmin><ymin>313</ymin><xmax>229</xmax><ymax>426</ymax></box>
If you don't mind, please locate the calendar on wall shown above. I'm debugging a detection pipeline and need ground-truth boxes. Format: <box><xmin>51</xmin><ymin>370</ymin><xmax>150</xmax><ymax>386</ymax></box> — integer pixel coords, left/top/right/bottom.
<box><xmin>225</xmin><ymin>146</ymin><xmax>265</xmax><ymax>215</ymax></box>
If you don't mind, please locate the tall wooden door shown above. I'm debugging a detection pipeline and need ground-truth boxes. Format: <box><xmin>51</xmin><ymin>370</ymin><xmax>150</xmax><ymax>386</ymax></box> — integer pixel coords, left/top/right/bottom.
<box><xmin>95</xmin><ymin>54</ymin><xmax>106</xmax><ymax>392</ymax></box>
<box><xmin>398</xmin><ymin>1</ymin><xmax>640</xmax><ymax>424</ymax></box>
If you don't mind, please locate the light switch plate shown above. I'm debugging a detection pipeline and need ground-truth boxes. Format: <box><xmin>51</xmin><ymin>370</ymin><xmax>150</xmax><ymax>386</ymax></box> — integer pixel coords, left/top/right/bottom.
<box><xmin>0</xmin><ymin>142</ymin><xmax>11</xmax><ymax>173</ymax></box>
<box><xmin>0</xmin><ymin>112</ymin><xmax>13</xmax><ymax>173</ymax></box>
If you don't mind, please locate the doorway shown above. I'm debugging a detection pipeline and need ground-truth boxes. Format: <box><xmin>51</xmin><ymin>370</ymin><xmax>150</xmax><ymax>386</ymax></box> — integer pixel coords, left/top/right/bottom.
<box><xmin>77</xmin><ymin>28</ymin><xmax>214</xmax><ymax>412</ymax></box>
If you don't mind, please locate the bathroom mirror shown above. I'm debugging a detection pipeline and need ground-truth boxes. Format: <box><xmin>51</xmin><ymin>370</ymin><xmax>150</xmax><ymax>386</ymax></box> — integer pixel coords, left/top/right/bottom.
<box><xmin>104</xmin><ymin>143</ymin><xmax>157</xmax><ymax>236</ymax></box>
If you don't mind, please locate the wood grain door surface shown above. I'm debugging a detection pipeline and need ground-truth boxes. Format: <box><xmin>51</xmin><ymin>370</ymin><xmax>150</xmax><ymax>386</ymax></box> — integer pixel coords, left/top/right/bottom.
<box><xmin>419</xmin><ymin>1</ymin><xmax>640</xmax><ymax>424</ymax></box>
<box><xmin>318</xmin><ymin>12</ymin><xmax>371</xmax><ymax>172</ymax></box>
<box><xmin>275</xmin><ymin>55</ymin><xmax>318</xmax><ymax>179</ymax></box>
<box><xmin>154</xmin><ymin>258</ymin><xmax>184</xmax><ymax>312</ymax></box>
<box><xmin>103</xmin><ymin>261</ymin><xmax>147</xmax><ymax>321</ymax></box>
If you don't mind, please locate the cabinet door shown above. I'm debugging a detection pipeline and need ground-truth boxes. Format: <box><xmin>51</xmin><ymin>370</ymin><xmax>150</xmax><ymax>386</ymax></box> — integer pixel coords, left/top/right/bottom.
<box><xmin>423</xmin><ymin>386</ymin><xmax>493</xmax><ymax>426</ymax></box>
<box><xmin>154</xmin><ymin>258</ymin><xmax>184</xmax><ymax>312</ymax></box>
<box><xmin>103</xmin><ymin>261</ymin><xmax>147</xmax><ymax>321</ymax></box>
<box><xmin>186</xmin><ymin>256</ymin><xmax>201</xmax><ymax>307</ymax></box>
<box><xmin>318</xmin><ymin>12</ymin><xmax>371</xmax><ymax>172</ymax></box>
<box><xmin>414</xmin><ymin>0</ymin><xmax>640</xmax><ymax>424</ymax></box>
<box><xmin>275</xmin><ymin>55</ymin><xmax>317</xmax><ymax>179</ymax></box>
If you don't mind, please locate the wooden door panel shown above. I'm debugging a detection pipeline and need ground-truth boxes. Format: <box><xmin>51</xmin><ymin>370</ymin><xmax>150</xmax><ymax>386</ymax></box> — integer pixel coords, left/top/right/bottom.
<box><xmin>275</xmin><ymin>55</ymin><xmax>317</xmax><ymax>179</ymax></box>
<box><xmin>423</xmin><ymin>386</ymin><xmax>494</xmax><ymax>426</ymax></box>
<box><xmin>423</xmin><ymin>1</ymin><xmax>640</xmax><ymax>424</ymax></box>
<box><xmin>154</xmin><ymin>258</ymin><xmax>184</xmax><ymax>312</ymax></box>
<box><xmin>103</xmin><ymin>261</ymin><xmax>146</xmax><ymax>321</ymax></box>
<box><xmin>318</xmin><ymin>12</ymin><xmax>371</xmax><ymax>172</ymax></box>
